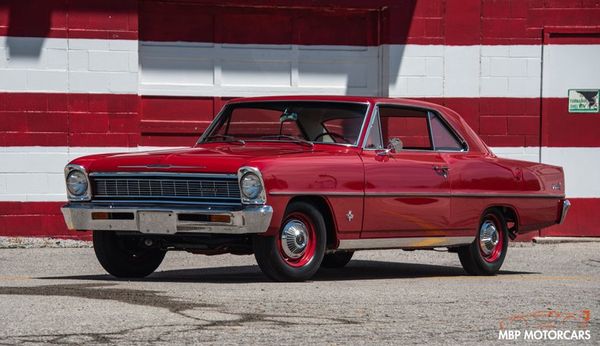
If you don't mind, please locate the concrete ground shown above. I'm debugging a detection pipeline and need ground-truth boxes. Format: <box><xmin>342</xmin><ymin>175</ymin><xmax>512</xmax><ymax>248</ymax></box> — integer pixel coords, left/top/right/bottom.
<box><xmin>0</xmin><ymin>242</ymin><xmax>598</xmax><ymax>345</ymax></box>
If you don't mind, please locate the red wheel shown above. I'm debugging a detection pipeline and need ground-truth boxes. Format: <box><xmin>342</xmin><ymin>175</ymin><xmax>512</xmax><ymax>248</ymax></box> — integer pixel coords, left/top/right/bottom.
<box><xmin>254</xmin><ymin>201</ymin><xmax>326</xmax><ymax>281</ymax></box>
<box><xmin>458</xmin><ymin>209</ymin><xmax>508</xmax><ymax>275</ymax></box>
<box><xmin>478</xmin><ymin>213</ymin><xmax>504</xmax><ymax>263</ymax></box>
<box><xmin>276</xmin><ymin>212</ymin><xmax>317</xmax><ymax>268</ymax></box>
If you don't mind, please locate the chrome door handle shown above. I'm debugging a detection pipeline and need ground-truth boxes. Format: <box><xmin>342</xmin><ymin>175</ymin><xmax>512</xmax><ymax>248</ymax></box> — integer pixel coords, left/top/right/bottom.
<box><xmin>433</xmin><ymin>165</ymin><xmax>449</xmax><ymax>178</ymax></box>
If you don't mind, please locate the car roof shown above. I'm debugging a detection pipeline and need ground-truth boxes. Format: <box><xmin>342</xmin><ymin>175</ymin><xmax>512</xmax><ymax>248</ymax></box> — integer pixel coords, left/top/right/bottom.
<box><xmin>227</xmin><ymin>95</ymin><xmax>442</xmax><ymax>109</ymax></box>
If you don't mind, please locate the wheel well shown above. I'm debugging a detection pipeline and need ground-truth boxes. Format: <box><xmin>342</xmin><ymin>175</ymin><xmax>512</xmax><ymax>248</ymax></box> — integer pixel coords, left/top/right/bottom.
<box><xmin>487</xmin><ymin>206</ymin><xmax>519</xmax><ymax>240</ymax></box>
<box><xmin>287</xmin><ymin>195</ymin><xmax>337</xmax><ymax>248</ymax></box>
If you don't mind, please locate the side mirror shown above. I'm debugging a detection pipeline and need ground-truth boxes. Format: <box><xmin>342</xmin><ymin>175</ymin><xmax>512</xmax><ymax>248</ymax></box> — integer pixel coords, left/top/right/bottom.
<box><xmin>387</xmin><ymin>137</ymin><xmax>403</xmax><ymax>153</ymax></box>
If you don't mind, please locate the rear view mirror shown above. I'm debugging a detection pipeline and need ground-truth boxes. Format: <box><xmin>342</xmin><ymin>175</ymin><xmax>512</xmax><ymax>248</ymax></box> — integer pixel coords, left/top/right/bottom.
<box><xmin>280</xmin><ymin>109</ymin><xmax>298</xmax><ymax>123</ymax></box>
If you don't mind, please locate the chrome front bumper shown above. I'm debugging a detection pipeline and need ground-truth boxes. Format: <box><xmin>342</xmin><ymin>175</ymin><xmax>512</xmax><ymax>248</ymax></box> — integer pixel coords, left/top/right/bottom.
<box><xmin>61</xmin><ymin>203</ymin><xmax>273</xmax><ymax>235</ymax></box>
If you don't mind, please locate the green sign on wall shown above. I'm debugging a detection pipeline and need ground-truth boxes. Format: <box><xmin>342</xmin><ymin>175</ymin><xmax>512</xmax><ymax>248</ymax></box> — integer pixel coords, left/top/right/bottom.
<box><xmin>568</xmin><ymin>89</ymin><xmax>599</xmax><ymax>113</ymax></box>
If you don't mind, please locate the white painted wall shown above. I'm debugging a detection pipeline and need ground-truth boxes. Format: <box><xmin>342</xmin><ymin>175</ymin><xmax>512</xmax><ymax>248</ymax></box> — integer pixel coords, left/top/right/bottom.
<box><xmin>0</xmin><ymin>37</ymin><xmax>138</xmax><ymax>94</ymax></box>
<box><xmin>139</xmin><ymin>42</ymin><xmax>380</xmax><ymax>96</ymax></box>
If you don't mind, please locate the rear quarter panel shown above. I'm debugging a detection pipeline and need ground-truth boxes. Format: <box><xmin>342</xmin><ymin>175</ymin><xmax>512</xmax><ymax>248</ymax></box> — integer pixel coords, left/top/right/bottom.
<box><xmin>447</xmin><ymin>153</ymin><xmax>565</xmax><ymax>233</ymax></box>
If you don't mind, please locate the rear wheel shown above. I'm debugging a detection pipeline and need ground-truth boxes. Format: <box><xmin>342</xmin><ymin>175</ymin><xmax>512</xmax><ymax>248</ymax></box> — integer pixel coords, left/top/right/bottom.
<box><xmin>93</xmin><ymin>231</ymin><xmax>166</xmax><ymax>278</ymax></box>
<box><xmin>321</xmin><ymin>251</ymin><xmax>354</xmax><ymax>268</ymax></box>
<box><xmin>458</xmin><ymin>210</ymin><xmax>508</xmax><ymax>275</ymax></box>
<box><xmin>253</xmin><ymin>201</ymin><xmax>326</xmax><ymax>281</ymax></box>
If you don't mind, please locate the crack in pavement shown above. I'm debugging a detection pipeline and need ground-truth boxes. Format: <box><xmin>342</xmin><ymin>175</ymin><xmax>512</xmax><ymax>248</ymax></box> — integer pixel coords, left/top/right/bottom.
<box><xmin>0</xmin><ymin>283</ymin><xmax>360</xmax><ymax>344</ymax></box>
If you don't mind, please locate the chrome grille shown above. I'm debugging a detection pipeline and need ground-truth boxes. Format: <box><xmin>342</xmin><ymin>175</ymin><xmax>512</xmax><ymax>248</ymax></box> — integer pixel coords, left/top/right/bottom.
<box><xmin>91</xmin><ymin>173</ymin><xmax>241</xmax><ymax>205</ymax></box>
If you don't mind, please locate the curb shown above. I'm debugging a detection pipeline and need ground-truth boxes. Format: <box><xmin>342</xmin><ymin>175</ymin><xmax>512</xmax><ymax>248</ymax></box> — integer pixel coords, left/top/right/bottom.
<box><xmin>532</xmin><ymin>236</ymin><xmax>600</xmax><ymax>244</ymax></box>
<box><xmin>0</xmin><ymin>237</ymin><xmax>92</xmax><ymax>249</ymax></box>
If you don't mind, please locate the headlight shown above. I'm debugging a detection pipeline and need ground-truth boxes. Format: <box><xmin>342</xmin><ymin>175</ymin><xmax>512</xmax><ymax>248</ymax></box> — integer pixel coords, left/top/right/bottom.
<box><xmin>241</xmin><ymin>173</ymin><xmax>262</xmax><ymax>199</ymax></box>
<box><xmin>66</xmin><ymin>170</ymin><xmax>88</xmax><ymax>196</ymax></box>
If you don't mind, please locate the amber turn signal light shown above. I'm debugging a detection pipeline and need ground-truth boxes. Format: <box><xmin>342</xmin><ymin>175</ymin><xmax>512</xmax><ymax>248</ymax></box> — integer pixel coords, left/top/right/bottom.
<box><xmin>209</xmin><ymin>215</ymin><xmax>231</xmax><ymax>223</ymax></box>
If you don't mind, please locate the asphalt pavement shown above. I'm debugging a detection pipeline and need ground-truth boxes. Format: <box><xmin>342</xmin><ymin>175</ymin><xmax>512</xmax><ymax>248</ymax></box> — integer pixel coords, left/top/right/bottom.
<box><xmin>0</xmin><ymin>242</ymin><xmax>598</xmax><ymax>345</ymax></box>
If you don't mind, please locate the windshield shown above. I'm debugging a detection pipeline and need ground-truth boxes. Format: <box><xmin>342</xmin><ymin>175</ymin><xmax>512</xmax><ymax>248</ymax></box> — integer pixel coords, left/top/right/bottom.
<box><xmin>200</xmin><ymin>101</ymin><xmax>369</xmax><ymax>146</ymax></box>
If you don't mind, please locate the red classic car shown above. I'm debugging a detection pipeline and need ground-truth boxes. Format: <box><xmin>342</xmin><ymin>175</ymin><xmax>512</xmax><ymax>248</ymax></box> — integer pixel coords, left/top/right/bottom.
<box><xmin>61</xmin><ymin>96</ymin><xmax>570</xmax><ymax>281</ymax></box>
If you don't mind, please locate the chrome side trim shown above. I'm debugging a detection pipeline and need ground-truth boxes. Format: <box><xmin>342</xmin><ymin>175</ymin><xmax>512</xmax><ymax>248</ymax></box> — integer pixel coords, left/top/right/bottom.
<box><xmin>451</xmin><ymin>193</ymin><xmax>565</xmax><ymax>199</ymax></box>
<box><xmin>61</xmin><ymin>203</ymin><xmax>273</xmax><ymax>235</ymax></box>
<box><xmin>559</xmin><ymin>199</ymin><xmax>571</xmax><ymax>224</ymax></box>
<box><xmin>269</xmin><ymin>191</ymin><xmax>565</xmax><ymax>199</ymax></box>
<box><xmin>89</xmin><ymin>172</ymin><xmax>237</xmax><ymax>179</ymax></box>
<box><xmin>269</xmin><ymin>191</ymin><xmax>362</xmax><ymax>196</ymax></box>
<box><xmin>337</xmin><ymin>236</ymin><xmax>475</xmax><ymax>250</ymax></box>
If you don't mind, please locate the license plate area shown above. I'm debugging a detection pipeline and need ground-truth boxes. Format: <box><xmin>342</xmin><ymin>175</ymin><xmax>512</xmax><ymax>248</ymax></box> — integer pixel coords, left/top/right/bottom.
<box><xmin>138</xmin><ymin>211</ymin><xmax>177</xmax><ymax>234</ymax></box>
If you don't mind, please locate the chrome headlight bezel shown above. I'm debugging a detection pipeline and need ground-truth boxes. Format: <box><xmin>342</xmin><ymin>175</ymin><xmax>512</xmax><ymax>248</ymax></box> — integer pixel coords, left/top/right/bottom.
<box><xmin>238</xmin><ymin>166</ymin><xmax>266</xmax><ymax>205</ymax></box>
<box><xmin>64</xmin><ymin>164</ymin><xmax>91</xmax><ymax>201</ymax></box>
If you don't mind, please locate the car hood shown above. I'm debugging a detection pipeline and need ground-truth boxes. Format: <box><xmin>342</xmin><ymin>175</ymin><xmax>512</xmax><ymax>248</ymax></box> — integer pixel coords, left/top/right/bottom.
<box><xmin>83</xmin><ymin>144</ymin><xmax>314</xmax><ymax>174</ymax></box>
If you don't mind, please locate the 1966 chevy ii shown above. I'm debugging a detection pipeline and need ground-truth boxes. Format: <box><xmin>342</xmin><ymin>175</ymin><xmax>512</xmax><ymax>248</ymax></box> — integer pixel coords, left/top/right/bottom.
<box><xmin>61</xmin><ymin>96</ymin><xmax>570</xmax><ymax>281</ymax></box>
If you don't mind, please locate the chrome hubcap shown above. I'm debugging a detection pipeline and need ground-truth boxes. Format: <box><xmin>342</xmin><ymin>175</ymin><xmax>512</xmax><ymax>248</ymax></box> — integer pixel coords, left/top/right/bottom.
<box><xmin>479</xmin><ymin>220</ymin><xmax>499</xmax><ymax>256</ymax></box>
<box><xmin>280</xmin><ymin>220</ymin><xmax>309</xmax><ymax>259</ymax></box>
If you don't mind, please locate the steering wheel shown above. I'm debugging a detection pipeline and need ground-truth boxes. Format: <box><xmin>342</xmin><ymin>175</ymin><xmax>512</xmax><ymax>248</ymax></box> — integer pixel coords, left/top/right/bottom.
<box><xmin>313</xmin><ymin>132</ymin><xmax>351</xmax><ymax>144</ymax></box>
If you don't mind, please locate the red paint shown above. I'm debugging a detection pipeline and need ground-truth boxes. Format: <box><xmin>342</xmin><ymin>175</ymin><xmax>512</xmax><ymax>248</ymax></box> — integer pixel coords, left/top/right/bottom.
<box><xmin>7</xmin><ymin>94</ymin><xmax>600</xmax><ymax>149</ymax></box>
<box><xmin>542</xmin><ymin>98</ymin><xmax>600</xmax><ymax>147</ymax></box>
<box><xmin>2</xmin><ymin>0</ymin><xmax>599</xmax><ymax>45</ymax></box>
<box><xmin>542</xmin><ymin>198</ymin><xmax>600</xmax><ymax>237</ymax></box>
<box><xmin>0</xmin><ymin>0</ymin><xmax>137</xmax><ymax>40</ymax></box>
<box><xmin>140</xmin><ymin>2</ymin><xmax>380</xmax><ymax>46</ymax></box>
<box><xmin>0</xmin><ymin>202</ymin><xmax>90</xmax><ymax>240</ymax></box>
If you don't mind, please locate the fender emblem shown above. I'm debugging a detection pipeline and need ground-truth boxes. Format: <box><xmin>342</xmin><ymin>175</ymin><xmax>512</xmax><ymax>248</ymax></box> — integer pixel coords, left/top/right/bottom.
<box><xmin>346</xmin><ymin>210</ymin><xmax>354</xmax><ymax>222</ymax></box>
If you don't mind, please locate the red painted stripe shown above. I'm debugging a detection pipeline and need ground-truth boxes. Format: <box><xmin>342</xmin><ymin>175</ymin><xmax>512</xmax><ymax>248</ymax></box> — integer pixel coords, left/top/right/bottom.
<box><xmin>541</xmin><ymin>198</ymin><xmax>600</xmax><ymax>237</ymax></box>
<box><xmin>542</xmin><ymin>98</ymin><xmax>600</xmax><ymax>148</ymax></box>
<box><xmin>1</xmin><ymin>199</ymin><xmax>597</xmax><ymax>239</ymax></box>
<box><xmin>1</xmin><ymin>0</ymin><xmax>599</xmax><ymax>45</ymax></box>
<box><xmin>0</xmin><ymin>202</ymin><xmax>90</xmax><ymax>240</ymax></box>
<box><xmin>0</xmin><ymin>0</ymin><xmax>138</xmax><ymax>40</ymax></box>
<box><xmin>2</xmin><ymin>93</ymin><xmax>600</xmax><ymax>148</ymax></box>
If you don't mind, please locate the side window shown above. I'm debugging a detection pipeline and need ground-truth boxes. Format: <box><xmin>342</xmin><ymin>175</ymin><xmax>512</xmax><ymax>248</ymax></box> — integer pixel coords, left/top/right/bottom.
<box><xmin>378</xmin><ymin>107</ymin><xmax>432</xmax><ymax>150</ymax></box>
<box><xmin>430</xmin><ymin>113</ymin><xmax>463</xmax><ymax>151</ymax></box>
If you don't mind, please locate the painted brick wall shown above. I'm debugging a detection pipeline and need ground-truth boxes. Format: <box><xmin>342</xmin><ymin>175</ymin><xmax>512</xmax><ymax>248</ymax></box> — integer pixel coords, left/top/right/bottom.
<box><xmin>0</xmin><ymin>0</ymin><xmax>599</xmax><ymax>239</ymax></box>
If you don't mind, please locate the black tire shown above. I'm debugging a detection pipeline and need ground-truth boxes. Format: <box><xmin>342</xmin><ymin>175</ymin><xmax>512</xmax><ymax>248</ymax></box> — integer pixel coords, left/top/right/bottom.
<box><xmin>321</xmin><ymin>251</ymin><xmax>354</xmax><ymax>268</ymax></box>
<box><xmin>93</xmin><ymin>231</ymin><xmax>166</xmax><ymax>278</ymax></box>
<box><xmin>253</xmin><ymin>201</ymin><xmax>326</xmax><ymax>282</ymax></box>
<box><xmin>458</xmin><ymin>209</ymin><xmax>508</xmax><ymax>275</ymax></box>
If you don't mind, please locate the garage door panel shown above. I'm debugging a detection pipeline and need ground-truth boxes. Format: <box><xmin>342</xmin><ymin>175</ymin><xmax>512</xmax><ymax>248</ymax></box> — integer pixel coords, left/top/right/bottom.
<box><xmin>139</xmin><ymin>3</ymin><xmax>381</xmax><ymax>98</ymax></box>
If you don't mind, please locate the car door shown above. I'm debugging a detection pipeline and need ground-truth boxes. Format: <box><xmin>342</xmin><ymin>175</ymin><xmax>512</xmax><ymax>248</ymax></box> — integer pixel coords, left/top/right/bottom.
<box><xmin>360</xmin><ymin>105</ymin><xmax>452</xmax><ymax>238</ymax></box>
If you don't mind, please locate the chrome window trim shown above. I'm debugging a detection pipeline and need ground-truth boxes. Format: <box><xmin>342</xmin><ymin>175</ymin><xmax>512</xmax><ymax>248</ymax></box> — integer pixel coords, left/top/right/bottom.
<box><xmin>197</xmin><ymin>100</ymin><xmax>372</xmax><ymax>148</ymax></box>
<box><xmin>362</xmin><ymin>103</ymin><xmax>470</xmax><ymax>153</ymax></box>
<box><xmin>64</xmin><ymin>164</ymin><xmax>92</xmax><ymax>201</ymax></box>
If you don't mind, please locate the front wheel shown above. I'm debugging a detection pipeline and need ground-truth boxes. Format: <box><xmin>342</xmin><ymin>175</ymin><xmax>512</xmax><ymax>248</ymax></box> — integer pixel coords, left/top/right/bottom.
<box><xmin>93</xmin><ymin>231</ymin><xmax>166</xmax><ymax>278</ymax></box>
<box><xmin>458</xmin><ymin>210</ymin><xmax>508</xmax><ymax>275</ymax></box>
<box><xmin>253</xmin><ymin>201</ymin><xmax>326</xmax><ymax>281</ymax></box>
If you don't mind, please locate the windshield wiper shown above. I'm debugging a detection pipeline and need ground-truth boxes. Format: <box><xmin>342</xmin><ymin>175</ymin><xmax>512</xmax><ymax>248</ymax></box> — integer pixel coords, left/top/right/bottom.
<box><xmin>258</xmin><ymin>135</ymin><xmax>314</xmax><ymax>148</ymax></box>
<box><xmin>205</xmin><ymin>134</ymin><xmax>245</xmax><ymax>145</ymax></box>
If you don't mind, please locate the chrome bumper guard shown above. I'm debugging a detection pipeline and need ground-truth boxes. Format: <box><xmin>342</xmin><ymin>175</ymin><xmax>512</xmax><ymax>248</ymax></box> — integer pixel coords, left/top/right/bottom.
<box><xmin>61</xmin><ymin>203</ymin><xmax>273</xmax><ymax>235</ymax></box>
<box><xmin>558</xmin><ymin>199</ymin><xmax>571</xmax><ymax>224</ymax></box>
